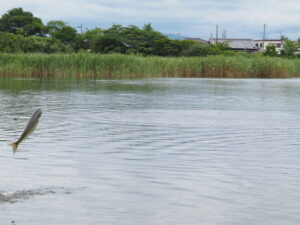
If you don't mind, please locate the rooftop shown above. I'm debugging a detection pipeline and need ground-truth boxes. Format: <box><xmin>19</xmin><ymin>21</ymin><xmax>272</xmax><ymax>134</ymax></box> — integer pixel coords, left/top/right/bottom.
<box><xmin>209</xmin><ymin>38</ymin><xmax>257</xmax><ymax>49</ymax></box>
<box><xmin>255</xmin><ymin>39</ymin><xmax>282</xmax><ymax>42</ymax></box>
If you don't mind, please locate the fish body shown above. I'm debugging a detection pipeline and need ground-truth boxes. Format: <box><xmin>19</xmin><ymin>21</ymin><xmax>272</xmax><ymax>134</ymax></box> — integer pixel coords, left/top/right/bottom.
<box><xmin>10</xmin><ymin>109</ymin><xmax>42</xmax><ymax>153</ymax></box>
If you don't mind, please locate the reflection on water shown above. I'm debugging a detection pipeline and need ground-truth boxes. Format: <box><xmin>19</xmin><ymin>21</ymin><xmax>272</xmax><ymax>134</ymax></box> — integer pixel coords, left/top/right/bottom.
<box><xmin>0</xmin><ymin>78</ymin><xmax>300</xmax><ymax>225</ymax></box>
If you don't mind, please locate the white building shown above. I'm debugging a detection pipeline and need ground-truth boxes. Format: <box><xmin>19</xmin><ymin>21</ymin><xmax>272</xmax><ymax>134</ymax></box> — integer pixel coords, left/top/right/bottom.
<box><xmin>254</xmin><ymin>39</ymin><xmax>283</xmax><ymax>53</ymax></box>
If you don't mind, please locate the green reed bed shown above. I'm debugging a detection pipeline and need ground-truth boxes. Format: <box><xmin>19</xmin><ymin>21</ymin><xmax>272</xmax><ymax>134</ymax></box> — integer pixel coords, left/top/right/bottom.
<box><xmin>0</xmin><ymin>53</ymin><xmax>298</xmax><ymax>78</ymax></box>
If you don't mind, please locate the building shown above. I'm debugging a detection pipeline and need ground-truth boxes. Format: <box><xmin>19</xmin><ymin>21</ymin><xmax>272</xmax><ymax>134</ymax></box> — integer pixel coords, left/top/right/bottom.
<box><xmin>254</xmin><ymin>39</ymin><xmax>283</xmax><ymax>53</ymax></box>
<box><xmin>209</xmin><ymin>38</ymin><xmax>258</xmax><ymax>52</ymax></box>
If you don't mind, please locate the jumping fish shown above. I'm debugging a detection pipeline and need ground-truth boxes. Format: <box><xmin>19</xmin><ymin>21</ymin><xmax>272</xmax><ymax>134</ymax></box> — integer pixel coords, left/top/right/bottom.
<box><xmin>10</xmin><ymin>109</ymin><xmax>42</xmax><ymax>154</ymax></box>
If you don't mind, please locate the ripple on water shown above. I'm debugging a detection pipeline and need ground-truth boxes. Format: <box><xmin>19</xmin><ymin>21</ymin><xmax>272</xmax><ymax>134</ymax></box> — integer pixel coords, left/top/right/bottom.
<box><xmin>1</xmin><ymin>78</ymin><xmax>300</xmax><ymax>225</ymax></box>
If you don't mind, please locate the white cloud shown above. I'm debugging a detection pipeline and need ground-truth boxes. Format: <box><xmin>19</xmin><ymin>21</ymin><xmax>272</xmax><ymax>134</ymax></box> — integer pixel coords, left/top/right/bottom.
<box><xmin>0</xmin><ymin>0</ymin><xmax>299</xmax><ymax>39</ymax></box>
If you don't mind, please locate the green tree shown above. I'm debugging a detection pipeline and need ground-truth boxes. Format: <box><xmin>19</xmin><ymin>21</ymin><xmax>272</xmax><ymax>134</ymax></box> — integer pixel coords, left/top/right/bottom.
<box><xmin>20</xmin><ymin>36</ymin><xmax>72</xmax><ymax>53</ymax></box>
<box><xmin>263</xmin><ymin>45</ymin><xmax>278</xmax><ymax>57</ymax></box>
<box><xmin>94</xmin><ymin>36</ymin><xmax>127</xmax><ymax>53</ymax></box>
<box><xmin>152</xmin><ymin>39</ymin><xmax>182</xmax><ymax>56</ymax></box>
<box><xmin>118</xmin><ymin>25</ymin><xmax>145</xmax><ymax>54</ymax></box>
<box><xmin>93</xmin><ymin>24</ymin><xmax>168</xmax><ymax>55</ymax></box>
<box><xmin>0</xmin><ymin>32</ymin><xmax>23</xmax><ymax>52</ymax></box>
<box><xmin>183</xmin><ymin>43</ymin><xmax>209</xmax><ymax>56</ymax></box>
<box><xmin>281</xmin><ymin>35</ymin><xmax>288</xmax><ymax>41</ymax></box>
<box><xmin>140</xmin><ymin>24</ymin><xmax>167</xmax><ymax>54</ymax></box>
<box><xmin>0</xmin><ymin>8</ymin><xmax>45</xmax><ymax>36</ymax></box>
<box><xmin>47</xmin><ymin>20</ymin><xmax>77</xmax><ymax>45</ymax></box>
<box><xmin>121</xmin><ymin>25</ymin><xmax>166</xmax><ymax>54</ymax></box>
<box><xmin>75</xmin><ymin>28</ymin><xmax>103</xmax><ymax>51</ymax></box>
<box><xmin>92</xmin><ymin>25</ymin><xmax>127</xmax><ymax>53</ymax></box>
<box><xmin>180</xmin><ymin>40</ymin><xmax>209</xmax><ymax>56</ymax></box>
<box><xmin>281</xmin><ymin>39</ymin><xmax>298</xmax><ymax>56</ymax></box>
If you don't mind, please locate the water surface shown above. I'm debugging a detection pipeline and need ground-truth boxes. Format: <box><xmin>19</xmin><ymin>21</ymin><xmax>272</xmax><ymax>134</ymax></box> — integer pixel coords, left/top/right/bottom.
<box><xmin>0</xmin><ymin>78</ymin><xmax>300</xmax><ymax>225</ymax></box>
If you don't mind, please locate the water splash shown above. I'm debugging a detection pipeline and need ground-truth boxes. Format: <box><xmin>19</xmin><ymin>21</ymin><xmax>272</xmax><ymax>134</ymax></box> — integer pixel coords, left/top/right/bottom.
<box><xmin>0</xmin><ymin>187</ymin><xmax>70</xmax><ymax>204</ymax></box>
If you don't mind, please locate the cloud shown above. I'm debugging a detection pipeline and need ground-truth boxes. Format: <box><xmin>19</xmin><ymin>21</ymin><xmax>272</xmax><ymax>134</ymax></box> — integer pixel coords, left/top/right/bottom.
<box><xmin>0</xmin><ymin>0</ymin><xmax>299</xmax><ymax>39</ymax></box>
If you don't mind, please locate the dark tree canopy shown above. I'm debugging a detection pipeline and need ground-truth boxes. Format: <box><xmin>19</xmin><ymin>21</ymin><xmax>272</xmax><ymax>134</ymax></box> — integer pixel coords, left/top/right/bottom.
<box><xmin>47</xmin><ymin>20</ymin><xmax>77</xmax><ymax>45</ymax></box>
<box><xmin>93</xmin><ymin>24</ymin><xmax>168</xmax><ymax>54</ymax></box>
<box><xmin>75</xmin><ymin>28</ymin><xmax>103</xmax><ymax>51</ymax></box>
<box><xmin>0</xmin><ymin>8</ymin><xmax>45</xmax><ymax>36</ymax></box>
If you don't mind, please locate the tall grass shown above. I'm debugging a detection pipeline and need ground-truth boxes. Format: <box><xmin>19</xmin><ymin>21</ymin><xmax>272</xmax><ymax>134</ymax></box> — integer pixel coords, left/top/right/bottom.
<box><xmin>0</xmin><ymin>53</ymin><xmax>298</xmax><ymax>78</ymax></box>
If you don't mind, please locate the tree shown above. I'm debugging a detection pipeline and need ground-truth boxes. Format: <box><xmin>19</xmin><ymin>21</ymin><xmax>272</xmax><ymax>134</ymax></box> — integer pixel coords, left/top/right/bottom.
<box><xmin>92</xmin><ymin>24</ymin><xmax>167</xmax><ymax>54</ymax></box>
<box><xmin>75</xmin><ymin>28</ymin><xmax>103</xmax><ymax>51</ymax></box>
<box><xmin>93</xmin><ymin>36</ymin><xmax>127</xmax><ymax>53</ymax></box>
<box><xmin>140</xmin><ymin>24</ymin><xmax>167</xmax><ymax>54</ymax></box>
<box><xmin>0</xmin><ymin>8</ymin><xmax>45</xmax><ymax>36</ymax></box>
<box><xmin>281</xmin><ymin>39</ymin><xmax>298</xmax><ymax>56</ymax></box>
<box><xmin>181</xmin><ymin>42</ymin><xmax>209</xmax><ymax>56</ymax></box>
<box><xmin>47</xmin><ymin>20</ymin><xmax>77</xmax><ymax>45</ymax></box>
<box><xmin>208</xmin><ymin>42</ymin><xmax>231</xmax><ymax>55</ymax></box>
<box><xmin>281</xmin><ymin>35</ymin><xmax>288</xmax><ymax>41</ymax></box>
<box><xmin>143</xmin><ymin>23</ymin><xmax>153</xmax><ymax>32</ymax></box>
<box><xmin>0</xmin><ymin>32</ymin><xmax>23</xmax><ymax>53</ymax></box>
<box><xmin>20</xmin><ymin>36</ymin><xmax>72</xmax><ymax>53</ymax></box>
<box><xmin>152</xmin><ymin>39</ymin><xmax>182</xmax><ymax>56</ymax></box>
<box><xmin>263</xmin><ymin>45</ymin><xmax>278</xmax><ymax>57</ymax></box>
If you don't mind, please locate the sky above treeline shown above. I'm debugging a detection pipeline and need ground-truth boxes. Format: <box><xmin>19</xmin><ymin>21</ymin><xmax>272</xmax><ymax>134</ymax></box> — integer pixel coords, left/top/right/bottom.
<box><xmin>1</xmin><ymin>0</ymin><xmax>300</xmax><ymax>40</ymax></box>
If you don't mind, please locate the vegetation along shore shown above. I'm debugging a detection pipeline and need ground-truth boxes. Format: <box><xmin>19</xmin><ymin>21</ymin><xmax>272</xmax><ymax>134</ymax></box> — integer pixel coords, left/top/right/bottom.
<box><xmin>0</xmin><ymin>53</ymin><xmax>299</xmax><ymax>79</ymax></box>
<box><xmin>0</xmin><ymin>7</ymin><xmax>300</xmax><ymax>78</ymax></box>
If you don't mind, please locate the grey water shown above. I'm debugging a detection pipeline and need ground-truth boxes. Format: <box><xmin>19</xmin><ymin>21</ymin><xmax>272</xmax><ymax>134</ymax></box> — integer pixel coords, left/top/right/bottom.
<box><xmin>0</xmin><ymin>78</ymin><xmax>300</xmax><ymax>225</ymax></box>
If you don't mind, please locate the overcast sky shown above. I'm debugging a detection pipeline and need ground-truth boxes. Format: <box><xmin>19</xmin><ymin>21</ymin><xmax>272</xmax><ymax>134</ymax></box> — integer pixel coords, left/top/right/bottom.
<box><xmin>1</xmin><ymin>0</ymin><xmax>300</xmax><ymax>40</ymax></box>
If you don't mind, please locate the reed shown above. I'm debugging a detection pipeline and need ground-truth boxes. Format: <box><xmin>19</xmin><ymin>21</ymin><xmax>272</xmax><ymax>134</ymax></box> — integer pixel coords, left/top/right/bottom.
<box><xmin>0</xmin><ymin>53</ymin><xmax>298</xmax><ymax>79</ymax></box>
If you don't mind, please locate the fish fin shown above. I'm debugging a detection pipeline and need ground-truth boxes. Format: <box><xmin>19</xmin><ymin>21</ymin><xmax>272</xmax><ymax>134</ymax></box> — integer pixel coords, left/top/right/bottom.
<box><xmin>10</xmin><ymin>142</ymin><xmax>19</xmax><ymax>154</ymax></box>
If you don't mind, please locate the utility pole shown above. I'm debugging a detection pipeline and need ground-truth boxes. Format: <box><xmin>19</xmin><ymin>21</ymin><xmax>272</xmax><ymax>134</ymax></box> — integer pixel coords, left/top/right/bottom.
<box><xmin>222</xmin><ymin>30</ymin><xmax>227</xmax><ymax>40</ymax></box>
<box><xmin>77</xmin><ymin>24</ymin><xmax>83</xmax><ymax>35</ymax></box>
<box><xmin>263</xmin><ymin>24</ymin><xmax>267</xmax><ymax>49</ymax></box>
<box><xmin>216</xmin><ymin>25</ymin><xmax>219</xmax><ymax>43</ymax></box>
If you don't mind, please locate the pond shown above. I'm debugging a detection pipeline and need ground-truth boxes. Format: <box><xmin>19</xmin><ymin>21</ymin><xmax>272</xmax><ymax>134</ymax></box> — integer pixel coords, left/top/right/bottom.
<box><xmin>0</xmin><ymin>78</ymin><xmax>300</xmax><ymax>225</ymax></box>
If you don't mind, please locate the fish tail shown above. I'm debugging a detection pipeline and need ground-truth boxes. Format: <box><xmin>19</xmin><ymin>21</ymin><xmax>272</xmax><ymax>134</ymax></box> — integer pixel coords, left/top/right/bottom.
<box><xmin>10</xmin><ymin>142</ymin><xmax>19</xmax><ymax>154</ymax></box>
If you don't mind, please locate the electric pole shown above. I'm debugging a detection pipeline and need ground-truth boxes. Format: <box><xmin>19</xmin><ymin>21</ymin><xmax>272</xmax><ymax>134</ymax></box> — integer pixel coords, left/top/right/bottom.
<box><xmin>222</xmin><ymin>30</ymin><xmax>227</xmax><ymax>39</ymax></box>
<box><xmin>216</xmin><ymin>25</ymin><xmax>219</xmax><ymax>43</ymax></box>
<box><xmin>77</xmin><ymin>24</ymin><xmax>83</xmax><ymax>35</ymax></box>
<box><xmin>263</xmin><ymin>24</ymin><xmax>267</xmax><ymax>49</ymax></box>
